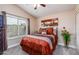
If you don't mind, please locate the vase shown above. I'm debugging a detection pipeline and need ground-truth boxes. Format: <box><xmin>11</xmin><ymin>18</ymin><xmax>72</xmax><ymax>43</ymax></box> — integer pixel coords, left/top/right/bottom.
<box><xmin>64</xmin><ymin>40</ymin><xmax>70</xmax><ymax>48</ymax></box>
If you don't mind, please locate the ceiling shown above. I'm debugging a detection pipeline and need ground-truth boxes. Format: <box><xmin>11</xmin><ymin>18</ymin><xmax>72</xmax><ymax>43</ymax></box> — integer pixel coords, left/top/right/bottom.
<box><xmin>17</xmin><ymin>4</ymin><xmax>76</xmax><ymax>18</ymax></box>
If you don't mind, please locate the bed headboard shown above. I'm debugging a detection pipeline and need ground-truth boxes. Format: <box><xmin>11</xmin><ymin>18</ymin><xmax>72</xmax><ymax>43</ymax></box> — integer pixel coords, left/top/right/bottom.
<box><xmin>39</xmin><ymin>18</ymin><xmax>58</xmax><ymax>35</ymax></box>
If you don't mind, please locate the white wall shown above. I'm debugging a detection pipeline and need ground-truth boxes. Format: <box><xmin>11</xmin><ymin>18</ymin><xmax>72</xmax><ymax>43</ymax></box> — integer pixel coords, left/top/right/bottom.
<box><xmin>37</xmin><ymin>10</ymin><xmax>76</xmax><ymax>48</ymax></box>
<box><xmin>0</xmin><ymin>4</ymin><xmax>37</xmax><ymax>48</ymax></box>
<box><xmin>76</xmin><ymin>13</ymin><xmax>79</xmax><ymax>50</ymax></box>
<box><xmin>75</xmin><ymin>5</ymin><xmax>79</xmax><ymax>50</ymax></box>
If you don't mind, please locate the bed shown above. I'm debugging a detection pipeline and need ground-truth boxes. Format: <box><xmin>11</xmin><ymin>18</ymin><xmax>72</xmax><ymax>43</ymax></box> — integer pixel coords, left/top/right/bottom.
<box><xmin>20</xmin><ymin>28</ymin><xmax>58</xmax><ymax>55</ymax></box>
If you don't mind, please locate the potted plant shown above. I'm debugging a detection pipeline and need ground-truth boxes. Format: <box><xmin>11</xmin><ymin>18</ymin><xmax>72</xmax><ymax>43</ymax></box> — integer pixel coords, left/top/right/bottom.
<box><xmin>61</xmin><ymin>27</ymin><xmax>71</xmax><ymax>48</ymax></box>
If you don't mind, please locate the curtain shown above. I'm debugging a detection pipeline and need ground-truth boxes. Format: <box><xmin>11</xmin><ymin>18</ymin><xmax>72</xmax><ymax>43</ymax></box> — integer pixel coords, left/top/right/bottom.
<box><xmin>27</xmin><ymin>18</ymin><xmax>30</xmax><ymax>34</ymax></box>
<box><xmin>2</xmin><ymin>11</ymin><xmax>7</xmax><ymax>51</ymax></box>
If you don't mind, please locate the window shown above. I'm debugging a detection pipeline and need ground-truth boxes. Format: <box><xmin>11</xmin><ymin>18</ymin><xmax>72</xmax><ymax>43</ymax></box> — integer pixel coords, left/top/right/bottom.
<box><xmin>6</xmin><ymin>14</ymin><xmax>28</xmax><ymax>39</ymax></box>
<box><xmin>18</xmin><ymin>19</ymin><xmax>27</xmax><ymax>35</ymax></box>
<box><xmin>7</xmin><ymin>16</ymin><xmax>18</xmax><ymax>37</ymax></box>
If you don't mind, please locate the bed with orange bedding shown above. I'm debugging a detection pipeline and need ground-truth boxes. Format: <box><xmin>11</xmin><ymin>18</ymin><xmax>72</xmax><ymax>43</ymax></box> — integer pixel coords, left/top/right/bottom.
<box><xmin>20</xmin><ymin>34</ymin><xmax>58</xmax><ymax>55</ymax></box>
<box><xmin>20</xmin><ymin>28</ymin><xmax>58</xmax><ymax>55</ymax></box>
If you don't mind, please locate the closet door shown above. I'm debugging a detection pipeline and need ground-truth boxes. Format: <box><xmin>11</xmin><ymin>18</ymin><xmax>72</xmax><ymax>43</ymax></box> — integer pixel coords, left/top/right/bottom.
<box><xmin>76</xmin><ymin>13</ymin><xmax>79</xmax><ymax>49</ymax></box>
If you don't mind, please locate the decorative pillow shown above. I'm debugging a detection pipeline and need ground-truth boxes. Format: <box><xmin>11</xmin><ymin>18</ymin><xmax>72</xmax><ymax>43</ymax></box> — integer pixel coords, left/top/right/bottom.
<box><xmin>53</xmin><ymin>27</ymin><xmax>57</xmax><ymax>35</ymax></box>
<box><xmin>47</xmin><ymin>28</ymin><xmax>53</xmax><ymax>35</ymax></box>
<box><xmin>39</xmin><ymin>28</ymin><xmax>47</xmax><ymax>34</ymax></box>
<box><xmin>42</xmin><ymin>31</ymin><xmax>47</xmax><ymax>35</ymax></box>
<box><xmin>39</xmin><ymin>28</ymin><xmax>42</xmax><ymax>34</ymax></box>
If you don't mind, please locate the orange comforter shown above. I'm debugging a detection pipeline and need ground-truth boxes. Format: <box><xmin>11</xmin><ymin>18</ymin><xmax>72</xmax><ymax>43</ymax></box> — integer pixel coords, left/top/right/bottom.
<box><xmin>20</xmin><ymin>36</ymin><xmax>53</xmax><ymax>55</ymax></box>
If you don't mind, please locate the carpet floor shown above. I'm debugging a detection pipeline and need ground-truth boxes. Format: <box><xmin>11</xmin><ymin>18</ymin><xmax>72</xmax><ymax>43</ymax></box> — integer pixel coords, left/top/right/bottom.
<box><xmin>3</xmin><ymin>45</ymin><xmax>79</xmax><ymax>55</ymax></box>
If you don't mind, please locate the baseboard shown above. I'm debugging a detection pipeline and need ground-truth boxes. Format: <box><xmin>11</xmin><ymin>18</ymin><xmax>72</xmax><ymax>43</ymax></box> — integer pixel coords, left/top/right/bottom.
<box><xmin>58</xmin><ymin>43</ymin><xmax>76</xmax><ymax>49</ymax></box>
<box><xmin>8</xmin><ymin>43</ymin><xmax>19</xmax><ymax>49</ymax></box>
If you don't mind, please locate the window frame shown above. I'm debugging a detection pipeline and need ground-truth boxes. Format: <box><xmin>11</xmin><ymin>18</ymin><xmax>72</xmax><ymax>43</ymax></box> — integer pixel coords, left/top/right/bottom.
<box><xmin>6</xmin><ymin>14</ymin><xmax>28</xmax><ymax>40</ymax></box>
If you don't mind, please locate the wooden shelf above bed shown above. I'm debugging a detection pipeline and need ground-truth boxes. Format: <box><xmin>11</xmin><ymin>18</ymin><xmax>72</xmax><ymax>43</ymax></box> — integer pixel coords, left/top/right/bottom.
<box><xmin>41</xmin><ymin>18</ymin><xmax>58</xmax><ymax>27</ymax></box>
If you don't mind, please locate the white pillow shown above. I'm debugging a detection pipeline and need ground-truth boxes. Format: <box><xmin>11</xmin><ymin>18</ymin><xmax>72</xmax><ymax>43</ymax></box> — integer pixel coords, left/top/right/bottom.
<box><xmin>42</xmin><ymin>32</ymin><xmax>47</xmax><ymax>35</ymax></box>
